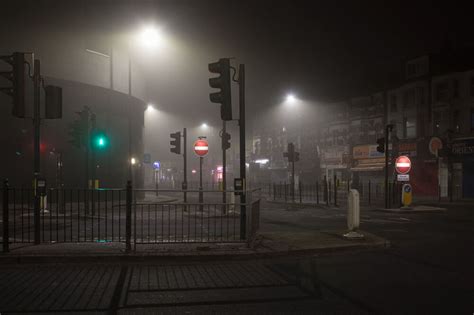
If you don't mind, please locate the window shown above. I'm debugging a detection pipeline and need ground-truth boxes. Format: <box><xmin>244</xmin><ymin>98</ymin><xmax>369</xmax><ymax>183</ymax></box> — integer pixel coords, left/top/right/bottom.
<box><xmin>417</xmin><ymin>87</ymin><xmax>425</xmax><ymax>105</ymax></box>
<box><xmin>403</xmin><ymin>89</ymin><xmax>415</xmax><ymax>109</ymax></box>
<box><xmin>390</xmin><ymin>95</ymin><xmax>397</xmax><ymax>112</ymax></box>
<box><xmin>471</xmin><ymin>108</ymin><xmax>474</xmax><ymax>131</ymax></box>
<box><xmin>471</xmin><ymin>78</ymin><xmax>474</xmax><ymax>97</ymax></box>
<box><xmin>435</xmin><ymin>81</ymin><xmax>449</xmax><ymax>101</ymax></box>
<box><xmin>403</xmin><ymin>117</ymin><xmax>416</xmax><ymax>138</ymax></box>
<box><xmin>452</xmin><ymin>110</ymin><xmax>460</xmax><ymax>132</ymax></box>
<box><xmin>453</xmin><ymin>79</ymin><xmax>459</xmax><ymax>98</ymax></box>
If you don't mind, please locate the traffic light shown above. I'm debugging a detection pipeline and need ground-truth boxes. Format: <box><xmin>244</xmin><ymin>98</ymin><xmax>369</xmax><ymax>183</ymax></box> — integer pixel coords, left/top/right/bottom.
<box><xmin>91</xmin><ymin>130</ymin><xmax>108</xmax><ymax>149</ymax></box>
<box><xmin>294</xmin><ymin>152</ymin><xmax>300</xmax><ymax>162</ymax></box>
<box><xmin>68</xmin><ymin>120</ymin><xmax>83</xmax><ymax>148</ymax></box>
<box><xmin>68</xmin><ymin>108</ymin><xmax>89</xmax><ymax>149</ymax></box>
<box><xmin>376</xmin><ymin>137</ymin><xmax>385</xmax><ymax>153</ymax></box>
<box><xmin>0</xmin><ymin>52</ymin><xmax>26</xmax><ymax>117</ymax></box>
<box><xmin>209</xmin><ymin>58</ymin><xmax>232</xmax><ymax>121</ymax></box>
<box><xmin>222</xmin><ymin>131</ymin><xmax>231</xmax><ymax>150</ymax></box>
<box><xmin>170</xmin><ymin>131</ymin><xmax>181</xmax><ymax>154</ymax></box>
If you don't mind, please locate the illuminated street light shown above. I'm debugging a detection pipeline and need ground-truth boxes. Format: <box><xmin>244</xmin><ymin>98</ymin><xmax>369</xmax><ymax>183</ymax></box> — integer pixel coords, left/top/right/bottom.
<box><xmin>131</xmin><ymin>157</ymin><xmax>137</xmax><ymax>165</ymax></box>
<box><xmin>137</xmin><ymin>26</ymin><xmax>164</xmax><ymax>49</ymax></box>
<box><xmin>286</xmin><ymin>93</ymin><xmax>297</xmax><ymax>103</ymax></box>
<box><xmin>146</xmin><ymin>103</ymin><xmax>155</xmax><ymax>111</ymax></box>
<box><xmin>200</xmin><ymin>122</ymin><xmax>208</xmax><ymax>129</ymax></box>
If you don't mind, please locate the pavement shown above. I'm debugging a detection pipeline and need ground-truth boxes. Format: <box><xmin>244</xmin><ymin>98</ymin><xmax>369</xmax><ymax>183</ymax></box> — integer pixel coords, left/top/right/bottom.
<box><xmin>0</xmin><ymin>228</ymin><xmax>388</xmax><ymax>264</ymax></box>
<box><xmin>0</xmin><ymin>200</ymin><xmax>472</xmax><ymax>314</ymax></box>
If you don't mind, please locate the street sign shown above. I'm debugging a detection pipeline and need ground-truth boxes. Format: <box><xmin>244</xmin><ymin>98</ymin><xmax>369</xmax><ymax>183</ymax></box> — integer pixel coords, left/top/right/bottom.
<box><xmin>395</xmin><ymin>155</ymin><xmax>411</xmax><ymax>174</ymax></box>
<box><xmin>397</xmin><ymin>174</ymin><xmax>410</xmax><ymax>181</ymax></box>
<box><xmin>194</xmin><ymin>139</ymin><xmax>209</xmax><ymax>157</ymax></box>
<box><xmin>401</xmin><ymin>183</ymin><xmax>413</xmax><ymax>207</ymax></box>
<box><xmin>234</xmin><ymin>178</ymin><xmax>244</xmax><ymax>195</ymax></box>
<box><xmin>143</xmin><ymin>153</ymin><xmax>151</xmax><ymax>164</ymax></box>
<box><xmin>152</xmin><ymin>161</ymin><xmax>160</xmax><ymax>170</ymax></box>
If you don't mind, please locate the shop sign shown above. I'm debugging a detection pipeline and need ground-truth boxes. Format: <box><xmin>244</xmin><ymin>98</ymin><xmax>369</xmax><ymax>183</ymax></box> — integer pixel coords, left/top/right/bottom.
<box><xmin>452</xmin><ymin>138</ymin><xmax>474</xmax><ymax>156</ymax></box>
<box><xmin>399</xmin><ymin>142</ymin><xmax>417</xmax><ymax>157</ymax></box>
<box><xmin>353</xmin><ymin>145</ymin><xmax>384</xmax><ymax>159</ymax></box>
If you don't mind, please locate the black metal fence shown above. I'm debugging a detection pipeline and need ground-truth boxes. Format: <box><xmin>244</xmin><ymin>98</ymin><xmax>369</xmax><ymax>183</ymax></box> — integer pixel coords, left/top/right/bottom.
<box><xmin>1</xmin><ymin>180</ymin><xmax>261</xmax><ymax>252</ymax></box>
<box><xmin>256</xmin><ymin>179</ymin><xmax>409</xmax><ymax>208</ymax></box>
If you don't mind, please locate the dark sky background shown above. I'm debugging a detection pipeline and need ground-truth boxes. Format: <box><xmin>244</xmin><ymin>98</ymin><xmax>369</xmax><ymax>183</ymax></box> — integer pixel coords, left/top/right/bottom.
<box><xmin>1</xmin><ymin>0</ymin><xmax>471</xmax><ymax>113</ymax></box>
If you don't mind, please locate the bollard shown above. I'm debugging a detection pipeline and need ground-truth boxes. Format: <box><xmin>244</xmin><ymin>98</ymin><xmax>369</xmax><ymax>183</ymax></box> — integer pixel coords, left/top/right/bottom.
<box><xmin>333</xmin><ymin>175</ymin><xmax>337</xmax><ymax>207</ymax></box>
<box><xmin>3</xmin><ymin>179</ymin><xmax>9</xmax><ymax>252</ymax></box>
<box><xmin>344</xmin><ymin>189</ymin><xmax>364</xmax><ymax>239</ymax></box>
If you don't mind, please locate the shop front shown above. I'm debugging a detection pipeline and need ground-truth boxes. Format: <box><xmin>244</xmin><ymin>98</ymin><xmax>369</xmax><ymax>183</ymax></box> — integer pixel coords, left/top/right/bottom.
<box><xmin>350</xmin><ymin>144</ymin><xmax>385</xmax><ymax>186</ymax></box>
<box><xmin>451</xmin><ymin>137</ymin><xmax>474</xmax><ymax>199</ymax></box>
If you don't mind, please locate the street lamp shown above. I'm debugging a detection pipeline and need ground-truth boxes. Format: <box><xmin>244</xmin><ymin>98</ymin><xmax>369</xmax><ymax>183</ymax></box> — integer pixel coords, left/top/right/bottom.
<box><xmin>127</xmin><ymin>25</ymin><xmax>164</xmax><ymax>184</ymax></box>
<box><xmin>136</xmin><ymin>26</ymin><xmax>164</xmax><ymax>49</ymax></box>
<box><xmin>146</xmin><ymin>103</ymin><xmax>156</xmax><ymax>111</ymax></box>
<box><xmin>286</xmin><ymin>93</ymin><xmax>297</xmax><ymax>103</ymax></box>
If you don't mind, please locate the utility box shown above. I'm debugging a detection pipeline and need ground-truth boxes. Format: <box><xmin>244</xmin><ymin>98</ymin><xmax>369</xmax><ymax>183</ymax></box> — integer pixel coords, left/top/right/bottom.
<box><xmin>344</xmin><ymin>189</ymin><xmax>364</xmax><ymax>239</ymax></box>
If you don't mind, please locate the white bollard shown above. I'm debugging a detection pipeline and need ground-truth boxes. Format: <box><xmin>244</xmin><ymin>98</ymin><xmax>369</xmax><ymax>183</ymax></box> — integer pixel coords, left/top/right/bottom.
<box><xmin>344</xmin><ymin>189</ymin><xmax>364</xmax><ymax>239</ymax></box>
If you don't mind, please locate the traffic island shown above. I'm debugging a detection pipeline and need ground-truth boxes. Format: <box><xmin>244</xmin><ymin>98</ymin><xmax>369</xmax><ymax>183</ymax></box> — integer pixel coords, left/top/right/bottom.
<box><xmin>374</xmin><ymin>205</ymin><xmax>447</xmax><ymax>213</ymax></box>
<box><xmin>0</xmin><ymin>229</ymin><xmax>390</xmax><ymax>264</ymax></box>
<box><xmin>254</xmin><ymin>230</ymin><xmax>389</xmax><ymax>257</ymax></box>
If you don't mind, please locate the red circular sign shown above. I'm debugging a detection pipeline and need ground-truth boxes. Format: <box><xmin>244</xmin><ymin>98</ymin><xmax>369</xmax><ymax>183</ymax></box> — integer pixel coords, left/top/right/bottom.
<box><xmin>194</xmin><ymin>139</ymin><xmax>209</xmax><ymax>157</ymax></box>
<box><xmin>395</xmin><ymin>155</ymin><xmax>411</xmax><ymax>174</ymax></box>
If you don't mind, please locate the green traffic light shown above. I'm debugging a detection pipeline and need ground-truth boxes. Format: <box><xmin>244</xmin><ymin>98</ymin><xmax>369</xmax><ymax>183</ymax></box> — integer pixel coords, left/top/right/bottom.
<box><xmin>92</xmin><ymin>133</ymin><xmax>108</xmax><ymax>149</ymax></box>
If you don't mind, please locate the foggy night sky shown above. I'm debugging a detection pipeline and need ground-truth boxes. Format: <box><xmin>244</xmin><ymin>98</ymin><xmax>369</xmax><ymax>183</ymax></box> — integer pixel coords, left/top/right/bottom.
<box><xmin>0</xmin><ymin>0</ymin><xmax>470</xmax><ymax>120</ymax></box>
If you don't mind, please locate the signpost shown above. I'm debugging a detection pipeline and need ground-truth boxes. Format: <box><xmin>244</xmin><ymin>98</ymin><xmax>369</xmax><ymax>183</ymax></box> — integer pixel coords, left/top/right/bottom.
<box><xmin>194</xmin><ymin>138</ymin><xmax>208</xmax><ymax>210</ymax></box>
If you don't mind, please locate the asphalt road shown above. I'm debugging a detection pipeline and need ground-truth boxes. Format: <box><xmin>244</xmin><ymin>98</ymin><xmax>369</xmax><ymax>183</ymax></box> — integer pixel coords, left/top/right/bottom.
<box><xmin>0</xmin><ymin>201</ymin><xmax>472</xmax><ymax>314</ymax></box>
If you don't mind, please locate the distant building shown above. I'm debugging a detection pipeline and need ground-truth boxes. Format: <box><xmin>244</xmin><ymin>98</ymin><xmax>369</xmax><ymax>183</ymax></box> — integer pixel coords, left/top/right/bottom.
<box><xmin>249</xmin><ymin>45</ymin><xmax>474</xmax><ymax>200</ymax></box>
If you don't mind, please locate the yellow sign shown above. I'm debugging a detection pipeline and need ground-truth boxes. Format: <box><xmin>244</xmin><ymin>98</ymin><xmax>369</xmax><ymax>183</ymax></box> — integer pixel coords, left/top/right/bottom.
<box><xmin>402</xmin><ymin>184</ymin><xmax>412</xmax><ymax>207</ymax></box>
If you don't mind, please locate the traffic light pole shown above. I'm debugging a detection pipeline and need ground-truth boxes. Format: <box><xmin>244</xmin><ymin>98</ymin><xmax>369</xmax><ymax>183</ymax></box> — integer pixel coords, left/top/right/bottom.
<box><xmin>33</xmin><ymin>59</ymin><xmax>41</xmax><ymax>245</ymax></box>
<box><xmin>384</xmin><ymin>125</ymin><xmax>390</xmax><ymax>209</ymax></box>
<box><xmin>238</xmin><ymin>64</ymin><xmax>246</xmax><ymax>240</ymax></box>
<box><xmin>222</xmin><ymin>120</ymin><xmax>227</xmax><ymax>207</ymax></box>
<box><xmin>291</xmin><ymin>160</ymin><xmax>295</xmax><ymax>203</ymax></box>
<box><xmin>183</xmin><ymin>127</ymin><xmax>187</xmax><ymax>205</ymax></box>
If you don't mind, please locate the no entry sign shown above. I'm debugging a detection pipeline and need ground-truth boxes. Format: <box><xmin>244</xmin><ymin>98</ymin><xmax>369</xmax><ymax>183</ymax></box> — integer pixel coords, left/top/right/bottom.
<box><xmin>395</xmin><ymin>155</ymin><xmax>411</xmax><ymax>174</ymax></box>
<box><xmin>194</xmin><ymin>139</ymin><xmax>209</xmax><ymax>157</ymax></box>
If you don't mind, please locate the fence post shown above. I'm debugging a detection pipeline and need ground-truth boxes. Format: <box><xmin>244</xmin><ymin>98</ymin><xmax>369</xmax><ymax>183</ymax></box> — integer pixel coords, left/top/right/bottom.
<box><xmin>3</xmin><ymin>179</ymin><xmax>9</xmax><ymax>253</ymax></box>
<box><xmin>368</xmin><ymin>180</ymin><xmax>371</xmax><ymax>205</ymax></box>
<box><xmin>324</xmin><ymin>176</ymin><xmax>328</xmax><ymax>205</ymax></box>
<box><xmin>334</xmin><ymin>175</ymin><xmax>338</xmax><ymax>207</ymax></box>
<box><xmin>299</xmin><ymin>181</ymin><xmax>302</xmax><ymax>203</ymax></box>
<box><xmin>125</xmin><ymin>180</ymin><xmax>132</xmax><ymax>253</ymax></box>
<box><xmin>284</xmin><ymin>182</ymin><xmax>287</xmax><ymax>202</ymax></box>
<box><xmin>316</xmin><ymin>181</ymin><xmax>319</xmax><ymax>204</ymax></box>
<box><xmin>273</xmin><ymin>183</ymin><xmax>276</xmax><ymax>201</ymax></box>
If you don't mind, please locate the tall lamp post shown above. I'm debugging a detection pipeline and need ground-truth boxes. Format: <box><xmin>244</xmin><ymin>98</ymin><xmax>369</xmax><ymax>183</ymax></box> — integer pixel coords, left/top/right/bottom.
<box><xmin>127</xmin><ymin>25</ymin><xmax>164</xmax><ymax>184</ymax></box>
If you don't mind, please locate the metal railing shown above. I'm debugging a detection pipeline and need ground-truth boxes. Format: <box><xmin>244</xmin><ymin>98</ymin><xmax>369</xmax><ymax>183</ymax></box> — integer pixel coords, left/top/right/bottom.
<box><xmin>1</xmin><ymin>180</ymin><xmax>261</xmax><ymax>252</ymax></box>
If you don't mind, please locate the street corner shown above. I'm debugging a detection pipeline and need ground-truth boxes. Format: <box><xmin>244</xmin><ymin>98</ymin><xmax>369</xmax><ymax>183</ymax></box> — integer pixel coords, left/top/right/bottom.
<box><xmin>254</xmin><ymin>229</ymin><xmax>390</xmax><ymax>257</ymax></box>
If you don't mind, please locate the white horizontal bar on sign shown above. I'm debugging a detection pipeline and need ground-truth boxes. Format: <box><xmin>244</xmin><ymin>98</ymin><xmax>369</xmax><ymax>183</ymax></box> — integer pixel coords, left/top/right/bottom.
<box><xmin>396</xmin><ymin>162</ymin><xmax>411</xmax><ymax>167</ymax></box>
<box><xmin>195</xmin><ymin>146</ymin><xmax>208</xmax><ymax>150</ymax></box>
